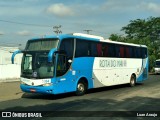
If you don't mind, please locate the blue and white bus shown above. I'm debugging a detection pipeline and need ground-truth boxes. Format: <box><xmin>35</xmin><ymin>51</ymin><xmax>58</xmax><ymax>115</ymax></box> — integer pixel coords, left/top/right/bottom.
<box><xmin>12</xmin><ymin>33</ymin><xmax>148</xmax><ymax>95</ymax></box>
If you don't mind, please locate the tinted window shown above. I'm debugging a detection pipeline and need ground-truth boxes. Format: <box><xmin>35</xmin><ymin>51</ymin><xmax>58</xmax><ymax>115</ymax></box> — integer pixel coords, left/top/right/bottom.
<box><xmin>90</xmin><ymin>42</ymin><xmax>98</xmax><ymax>57</ymax></box>
<box><xmin>75</xmin><ymin>39</ymin><xmax>146</xmax><ymax>59</ymax></box>
<box><xmin>125</xmin><ymin>46</ymin><xmax>134</xmax><ymax>58</ymax></box>
<box><xmin>56</xmin><ymin>54</ymin><xmax>67</xmax><ymax>77</ymax></box>
<box><xmin>108</xmin><ymin>44</ymin><xmax>115</xmax><ymax>57</ymax></box>
<box><xmin>59</xmin><ymin>38</ymin><xmax>74</xmax><ymax>59</ymax></box>
<box><xmin>103</xmin><ymin>44</ymin><xmax>108</xmax><ymax>57</ymax></box>
<box><xmin>134</xmin><ymin>47</ymin><xmax>141</xmax><ymax>58</ymax></box>
<box><xmin>120</xmin><ymin>46</ymin><xmax>125</xmax><ymax>58</ymax></box>
<box><xmin>75</xmin><ymin>39</ymin><xmax>89</xmax><ymax>57</ymax></box>
<box><xmin>115</xmin><ymin>45</ymin><xmax>120</xmax><ymax>57</ymax></box>
<box><xmin>96</xmin><ymin>43</ymin><xmax>103</xmax><ymax>57</ymax></box>
<box><xmin>90</xmin><ymin>42</ymin><xmax>103</xmax><ymax>57</ymax></box>
<box><xmin>141</xmin><ymin>47</ymin><xmax>147</xmax><ymax>58</ymax></box>
<box><xmin>26</xmin><ymin>39</ymin><xmax>59</xmax><ymax>51</ymax></box>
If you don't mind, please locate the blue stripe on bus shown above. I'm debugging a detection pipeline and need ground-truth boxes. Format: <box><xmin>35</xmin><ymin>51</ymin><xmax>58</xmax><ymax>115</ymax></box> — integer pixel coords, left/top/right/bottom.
<box><xmin>72</xmin><ymin>57</ymin><xmax>95</xmax><ymax>89</ymax></box>
<box><xmin>137</xmin><ymin>58</ymin><xmax>149</xmax><ymax>82</ymax></box>
<box><xmin>20</xmin><ymin>57</ymin><xmax>95</xmax><ymax>95</ymax></box>
<box><xmin>51</xmin><ymin>57</ymin><xmax>95</xmax><ymax>94</ymax></box>
<box><xmin>20</xmin><ymin>84</ymin><xmax>54</xmax><ymax>94</ymax></box>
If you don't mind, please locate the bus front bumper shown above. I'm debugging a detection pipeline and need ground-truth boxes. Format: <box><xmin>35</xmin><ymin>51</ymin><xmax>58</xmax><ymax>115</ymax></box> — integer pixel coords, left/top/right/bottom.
<box><xmin>20</xmin><ymin>84</ymin><xmax>54</xmax><ymax>94</ymax></box>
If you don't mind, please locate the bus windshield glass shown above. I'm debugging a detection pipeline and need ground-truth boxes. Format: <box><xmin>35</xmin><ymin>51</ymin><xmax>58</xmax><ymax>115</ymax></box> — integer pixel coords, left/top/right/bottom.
<box><xmin>21</xmin><ymin>51</ymin><xmax>55</xmax><ymax>79</ymax></box>
<box><xmin>26</xmin><ymin>38</ymin><xmax>59</xmax><ymax>51</ymax></box>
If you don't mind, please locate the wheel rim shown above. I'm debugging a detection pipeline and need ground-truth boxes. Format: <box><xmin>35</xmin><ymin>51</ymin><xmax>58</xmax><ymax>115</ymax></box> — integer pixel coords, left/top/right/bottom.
<box><xmin>77</xmin><ymin>83</ymin><xmax>85</xmax><ymax>93</ymax></box>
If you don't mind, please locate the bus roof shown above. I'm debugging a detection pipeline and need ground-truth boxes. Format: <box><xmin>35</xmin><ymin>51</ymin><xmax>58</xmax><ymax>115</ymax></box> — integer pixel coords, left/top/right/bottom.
<box><xmin>100</xmin><ymin>39</ymin><xmax>147</xmax><ymax>47</ymax></box>
<box><xmin>29</xmin><ymin>33</ymin><xmax>101</xmax><ymax>42</ymax></box>
<box><xmin>29</xmin><ymin>33</ymin><xmax>147</xmax><ymax>48</ymax></box>
<box><xmin>72</xmin><ymin>33</ymin><xmax>104</xmax><ymax>40</ymax></box>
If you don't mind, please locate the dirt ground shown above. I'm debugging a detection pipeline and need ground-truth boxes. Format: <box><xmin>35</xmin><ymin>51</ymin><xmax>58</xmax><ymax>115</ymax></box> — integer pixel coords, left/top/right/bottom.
<box><xmin>0</xmin><ymin>81</ymin><xmax>23</xmax><ymax>102</ymax></box>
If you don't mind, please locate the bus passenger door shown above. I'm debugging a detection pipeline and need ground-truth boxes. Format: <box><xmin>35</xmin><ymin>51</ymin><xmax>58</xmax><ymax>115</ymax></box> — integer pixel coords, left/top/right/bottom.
<box><xmin>56</xmin><ymin>54</ymin><xmax>67</xmax><ymax>77</ymax></box>
<box><xmin>55</xmin><ymin>54</ymin><xmax>76</xmax><ymax>94</ymax></box>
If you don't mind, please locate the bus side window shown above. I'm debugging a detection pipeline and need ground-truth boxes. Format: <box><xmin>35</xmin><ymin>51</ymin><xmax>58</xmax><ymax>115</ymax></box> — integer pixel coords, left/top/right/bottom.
<box><xmin>120</xmin><ymin>46</ymin><xmax>125</xmax><ymax>58</ymax></box>
<box><xmin>108</xmin><ymin>44</ymin><xmax>115</xmax><ymax>57</ymax></box>
<box><xmin>125</xmin><ymin>46</ymin><xmax>135</xmax><ymax>58</ymax></box>
<box><xmin>134</xmin><ymin>47</ymin><xmax>141</xmax><ymax>58</ymax></box>
<box><xmin>97</xmin><ymin>43</ymin><xmax>102</xmax><ymax>57</ymax></box>
<box><xmin>115</xmin><ymin>45</ymin><xmax>120</xmax><ymax>57</ymax></box>
<box><xmin>141</xmin><ymin>48</ymin><xmax>147</xmax><ymax>58</ymax></box>
<box><xmin>75</xmin><ymin>39</ymin><xmax>89</xmax><ymax>57</ymax></box>
<box><xmin>90</xmin><ymin>42</ymin><xmax>97</xmax><ymax>57</ymax></box>
<box><xmin>59</xmin><ymin>39</ymin><xmax>74</xmax><ymax>59</ymax></box>
<box><xmin>103</xmin><ymin>44</ymin><xmax>108</xmax><ymax>57</ymax></box>
<box><xmin>125</xmin><ymin>47</ymin><xmax>130</xmax><ymax>58</ymax></box>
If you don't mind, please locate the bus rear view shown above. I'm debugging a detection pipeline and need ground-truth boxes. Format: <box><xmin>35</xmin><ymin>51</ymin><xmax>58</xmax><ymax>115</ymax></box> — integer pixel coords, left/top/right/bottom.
<box><xmin>154</xmin><ymin>59</ymin><xmax>160</xmax><ymax>74</ymax></box>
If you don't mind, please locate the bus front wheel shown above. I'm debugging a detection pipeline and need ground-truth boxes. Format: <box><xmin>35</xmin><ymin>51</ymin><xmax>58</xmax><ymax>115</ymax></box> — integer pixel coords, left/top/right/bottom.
<box><xmin>76</xmin><ymin>81</ymin><xmax>87</xmax><ymax>96</ymax></box>
<box><xmin>130</xmin><ymin>75</ymin><xmax>136</xmax><ymax>87</ymax></box>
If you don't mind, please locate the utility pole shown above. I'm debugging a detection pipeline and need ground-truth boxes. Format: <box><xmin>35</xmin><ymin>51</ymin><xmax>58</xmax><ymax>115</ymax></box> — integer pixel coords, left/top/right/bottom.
<box><xmin>83</xmin><ymin>30</ymin><xmax>92</xmax><ymax>34</ymax></box>
<box><xmin>53</xmin><ymin>25</ymin><xmax>62</xmax><ymax>35</ymax></box>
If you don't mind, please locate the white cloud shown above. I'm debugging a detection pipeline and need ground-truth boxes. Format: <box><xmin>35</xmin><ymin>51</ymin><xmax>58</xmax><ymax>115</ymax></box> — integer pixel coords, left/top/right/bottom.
<box><xmin>16</xmin><ymin>30</ymin><xmax>33</xmax><ymax>36</ymax></box>
<box><xmin>139</xmin><ymin>2</ymin><xmax>160</xmax><ymax>14</ymax></box>
<box><xmin>46</xmin><ymin>3</ymin><xmax>74</xmax><ymax>17</ymax></box>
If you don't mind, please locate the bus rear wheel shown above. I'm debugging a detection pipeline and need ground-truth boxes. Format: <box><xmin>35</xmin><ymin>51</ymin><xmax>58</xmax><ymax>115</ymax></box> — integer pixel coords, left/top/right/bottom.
<box><xmin>76</xmin><ymin>81</ymin><xmax>87</xmax><ymax>96</ymax></box>
<box><xmin>130</xmin><ymin>75</ymin><xmax>136</xmax><ymax>87</ymax></box>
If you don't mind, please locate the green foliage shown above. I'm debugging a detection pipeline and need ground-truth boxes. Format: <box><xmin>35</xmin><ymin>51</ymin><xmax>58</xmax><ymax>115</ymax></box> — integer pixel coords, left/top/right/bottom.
<box><xmin>149</xmin><ymin>55</ymin><xmax>156</xmax><ymax>72</ymax></box>
<box><xmin>109</xmin><ymin>17</ymin><xmax>160</xmax><ymax>71</ymax></box>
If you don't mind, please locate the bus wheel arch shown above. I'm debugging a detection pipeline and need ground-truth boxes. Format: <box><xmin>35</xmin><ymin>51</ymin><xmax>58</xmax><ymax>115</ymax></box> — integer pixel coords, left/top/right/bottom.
<box><xmin>76</xmin><ymin>77</ymin><xmax>88</xmax><ymax>96</ymax></box>
<box><xmin>130</xmin><ymin>73</ymin><xmax>136</xmax><ymax>87</ymax></box>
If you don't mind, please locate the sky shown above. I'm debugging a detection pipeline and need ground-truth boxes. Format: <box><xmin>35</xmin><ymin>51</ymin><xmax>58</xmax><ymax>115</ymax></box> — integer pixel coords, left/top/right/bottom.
<box><xmin>0</xmin><ymin>0</ymin><xmax>160</xmax><ymax>49</ymax></box>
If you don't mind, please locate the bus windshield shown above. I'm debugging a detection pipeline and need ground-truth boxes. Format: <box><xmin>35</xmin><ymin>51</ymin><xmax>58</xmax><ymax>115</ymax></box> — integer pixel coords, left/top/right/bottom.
<box><xmin>21</xmin><ymin>38</ymin><xmax>59</xmax><ymax>79</ymax></box>
<box><xmin>21</xmin><ymin>51</ymin><xmax>55</xmax><ymax>79</ymax></box>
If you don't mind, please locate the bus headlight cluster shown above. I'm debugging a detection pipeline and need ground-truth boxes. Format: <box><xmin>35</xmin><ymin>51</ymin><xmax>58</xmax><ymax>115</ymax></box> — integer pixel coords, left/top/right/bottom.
<box><xmin>43</xmin><ymin>83</ymin><xmax>52</xmax><ymax>86</ymax></box>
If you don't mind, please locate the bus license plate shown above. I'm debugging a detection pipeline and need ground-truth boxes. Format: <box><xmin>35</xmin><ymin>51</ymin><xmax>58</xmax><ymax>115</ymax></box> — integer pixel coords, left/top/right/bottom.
<box><xmin>30</xmin><ymin>89</ymin><xmax>36</xmax><ymax>92</ymax></box>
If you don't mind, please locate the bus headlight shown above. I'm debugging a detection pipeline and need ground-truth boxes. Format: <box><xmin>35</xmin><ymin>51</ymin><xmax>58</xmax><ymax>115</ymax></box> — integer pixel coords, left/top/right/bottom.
<box><xmin>43</xmin><ymin>83</ymin><xmax>52</xmax><ymax>86</ymax></box>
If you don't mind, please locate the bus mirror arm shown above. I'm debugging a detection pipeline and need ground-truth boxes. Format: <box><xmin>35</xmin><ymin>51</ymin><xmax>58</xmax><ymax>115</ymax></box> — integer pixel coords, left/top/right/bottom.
<box><xmin>48</xmin><ymin>48</ymin><xmax>58</xmax><ymax>62</ymax></box>
<box><xmin>11</xmin><ymin>50</ymin><xmax>22</xmax><ymax>64</ymax></box>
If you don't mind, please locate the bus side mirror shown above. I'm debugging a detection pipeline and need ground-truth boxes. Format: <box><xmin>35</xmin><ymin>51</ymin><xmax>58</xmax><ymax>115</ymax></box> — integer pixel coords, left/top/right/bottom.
<box><xmin>48</xmin><ymin>48</ymin><xmax>58</xmax><ymax>62</ymax></box>
<box><xmin>11</xmin><ymin>50</ymin><xmax>22</xmax><ymax>64</ymax></box>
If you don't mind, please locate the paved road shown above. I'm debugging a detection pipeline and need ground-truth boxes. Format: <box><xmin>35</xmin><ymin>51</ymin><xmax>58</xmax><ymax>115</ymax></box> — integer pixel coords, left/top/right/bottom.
<box><xmin>0</xmin><ymin>75</ymin><xmax>160</xmax><ymax>120</ymax></box>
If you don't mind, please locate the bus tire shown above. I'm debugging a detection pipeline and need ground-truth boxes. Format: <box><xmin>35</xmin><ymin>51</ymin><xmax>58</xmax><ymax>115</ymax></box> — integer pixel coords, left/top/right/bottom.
<box><xmin>76</xmin><ymin>80</ymin><xmax>87</xmax><ymax>96</ymax></box>
<box><xmin>130</xmin><ymin>75</ymin><xmax>136</xmax><ymax>87</ymax></box>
